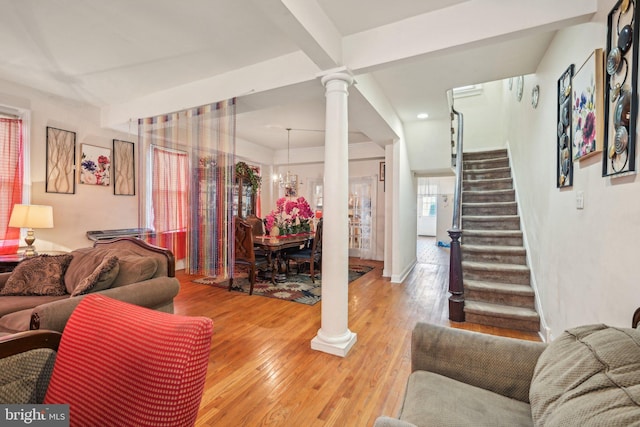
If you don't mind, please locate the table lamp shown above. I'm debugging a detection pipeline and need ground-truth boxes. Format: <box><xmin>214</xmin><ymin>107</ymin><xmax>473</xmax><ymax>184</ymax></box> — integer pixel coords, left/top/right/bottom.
<box><xmin>8</xmin><ymin>204</ymin><xmax>54</xmax><ymax>256</ymax></box>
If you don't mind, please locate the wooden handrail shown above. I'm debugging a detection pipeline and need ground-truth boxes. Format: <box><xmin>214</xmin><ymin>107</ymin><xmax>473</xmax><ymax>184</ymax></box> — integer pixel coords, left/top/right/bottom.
<box><xmin>448</xmin><ymin>93</ymin><xmax>465</xmax><ymax>322</ymax></box>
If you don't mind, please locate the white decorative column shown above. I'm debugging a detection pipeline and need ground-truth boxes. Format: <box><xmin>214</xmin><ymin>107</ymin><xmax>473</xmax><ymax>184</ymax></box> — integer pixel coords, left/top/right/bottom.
<box><xmin>311</xmin><ymin>71</ymin><xmax>356</xmax><ymax>357</ymax></box>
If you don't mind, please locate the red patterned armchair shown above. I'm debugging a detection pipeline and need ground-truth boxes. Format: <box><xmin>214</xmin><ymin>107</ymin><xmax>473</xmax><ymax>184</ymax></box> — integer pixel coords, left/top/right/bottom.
<box><xmin>0</xmin><ymin>294</ymin><xmax>213</xmax><ymax>427</ymax></box>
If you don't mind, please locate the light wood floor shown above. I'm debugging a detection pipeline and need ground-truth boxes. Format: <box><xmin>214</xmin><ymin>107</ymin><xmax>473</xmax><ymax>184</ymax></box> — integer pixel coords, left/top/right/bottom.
<box><xmin>173</xmin><ymin>237</ymin><xmax>539</xmax><ymax>426</ymax></box>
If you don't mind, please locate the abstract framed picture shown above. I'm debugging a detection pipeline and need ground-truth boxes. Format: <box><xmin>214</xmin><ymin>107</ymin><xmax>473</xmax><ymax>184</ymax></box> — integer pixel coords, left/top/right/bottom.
<box><xmin>80</xmin><ymin>144</ymin><xmax>111</xmax><ymax>186</ymax></box>
<box><xmin>557</xmin><ymin>64</ymin><xmax>574</xmax><ymax>188</ymax></box>
<box><xmin>46</xmin><ymin>127</ymin><xmax>76</xmax><ymax>194</ymax></box>
<box><xmin>603</xmin><ymin>0</ymin><xmax>638</xmax><ymax>177</ymax></box>
<box><xmin>113</xmin><ymin>139</ymin><xmax>135</xmax><ymax>195</ymax></box>
<box><xmin>571</xmin><ymin>48</ymin><xmax>604</xmax><ymax>161</ymax></box>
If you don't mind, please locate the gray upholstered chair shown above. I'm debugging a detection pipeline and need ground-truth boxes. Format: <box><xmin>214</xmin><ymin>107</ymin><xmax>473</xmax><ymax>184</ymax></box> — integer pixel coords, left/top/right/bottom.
<box><xmin>375</xmin><ymin>322</ymin><xmax>640</xmax><ymax>426</ymax></box>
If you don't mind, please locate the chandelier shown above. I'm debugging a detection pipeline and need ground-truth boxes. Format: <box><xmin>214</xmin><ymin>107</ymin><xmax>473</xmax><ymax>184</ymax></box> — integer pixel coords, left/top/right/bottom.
<box><xmin>278</xmin><ymin>128</ymin><xmax>298</xmax><ymax>190</ymax></box>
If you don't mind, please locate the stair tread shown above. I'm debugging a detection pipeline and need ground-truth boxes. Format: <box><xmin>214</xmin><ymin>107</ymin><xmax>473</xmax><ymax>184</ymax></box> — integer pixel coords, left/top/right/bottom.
<box><xmin>463</xmin><ymin>189</ymin><xmax>514</xmax><ymax>194</ymax></box>
<box><xmin>463</xmin><ymin>244</ymin><xmax>526</xmax><ymax>253</ymax></box>
<box><xmin>465</xmin><ymin>301</ymin><xmax>539</xmax><ymax>320</ymax></box>
<box><xmin>465</xmin><ymin>279</ymin><xmax>534</xmax><ymax>295</ymax></box>
<box><xmin>463</xmin><ymin>229</ymin><xmax>522</xmax><ymax>236</ymax></box>
<box><xmin>463</xmin><ymin>201</ymin><xmax>517</xmax><ymax>206</ymax></box>
<box><xmin>462</xmin><ymin>215</ymin><xmax>520</xmax><ymax>220</ymax></box>
<box><xmin>463</xmin><ymin>177</ymin><xmax>512</xmax><ymax>183</ymax></box>
<box><xmin>464</xmin><ymin>166</ymin><xmax>511</xmax><ymax>173</ymax></box>
<box><xmin>463</xmin><ymin>261</ymin><xmax>530</xmax><ymax>272</ymax></box>
<box><xmin>463</xmin><ymin>157</ymin><xmax>509</xmax><ymax>164</ymax></box>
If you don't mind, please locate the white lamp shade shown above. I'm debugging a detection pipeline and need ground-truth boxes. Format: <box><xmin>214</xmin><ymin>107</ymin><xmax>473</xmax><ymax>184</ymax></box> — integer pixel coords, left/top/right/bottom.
<box><xmin>9</xmin><ymin>204</ymin><xmax>54</xmax><ymax>229</ymax></box>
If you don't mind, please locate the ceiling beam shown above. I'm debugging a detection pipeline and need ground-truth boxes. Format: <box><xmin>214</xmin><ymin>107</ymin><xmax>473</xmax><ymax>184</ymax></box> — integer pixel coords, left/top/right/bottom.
<box><xmin>343</xmin><ymin>0</ymin><xmax>597</xmax><ymax>73</ymax></box>
<box><xmin>252</xmin><ymin>0</ymin><xmax>343</xmax><ymax>69</ymax></box>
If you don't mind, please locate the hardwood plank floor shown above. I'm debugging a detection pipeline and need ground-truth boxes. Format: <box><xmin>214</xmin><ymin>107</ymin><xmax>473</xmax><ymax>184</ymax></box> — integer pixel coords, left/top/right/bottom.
<box><xmin>173</xmin><ymin>237</ymin><xmax>539</xmax><ymax>426</ymax></box>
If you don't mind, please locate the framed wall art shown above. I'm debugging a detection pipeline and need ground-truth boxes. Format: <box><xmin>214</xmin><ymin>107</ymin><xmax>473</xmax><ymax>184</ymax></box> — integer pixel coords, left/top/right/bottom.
<box><xmin>557</xmin><ymin>65</ymin><xmax>574</xmax><ymax>188</ymax></box>
<box><xmin>113</xmin><ymin>139</ymin><xmax>135</xmax><ymax>195</ymax></box>
<box><xmin>571</xmin><ymin>48</ymin><xmax>604</xmax><ymax>161</ymax></box>
<box><xmin>603</xmin><ymin>0</ymin><xmax>638</xmax><ymax>177</ymax></box>
<box><xmin>80</xmin><ymin>144</ymin><xmax>111</xmax><ymax>186</ymax></box>
<box><xmin>46</xmin><ymin>126</ymin><xmax>76</xmax><ymax>194</ymax></box>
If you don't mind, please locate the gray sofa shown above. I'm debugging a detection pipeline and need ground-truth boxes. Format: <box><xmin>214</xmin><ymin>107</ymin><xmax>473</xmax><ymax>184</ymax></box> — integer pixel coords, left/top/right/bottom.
<box><xmin>0</xmin><ymin>237</ymin><xmax>180</xmax><ymax>333</ymax></box>
<box><xmin>375</xmin><ymin>322</ymin><xmax>640</xmax><ymax>426</ymax></box>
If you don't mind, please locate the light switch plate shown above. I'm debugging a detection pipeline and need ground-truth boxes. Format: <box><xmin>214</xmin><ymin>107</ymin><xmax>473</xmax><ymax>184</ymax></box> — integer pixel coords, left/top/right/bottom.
<box><xmin>576</xmin><ymin>191</ymin><xmax>584</xmax><ymax>209</ymax></box>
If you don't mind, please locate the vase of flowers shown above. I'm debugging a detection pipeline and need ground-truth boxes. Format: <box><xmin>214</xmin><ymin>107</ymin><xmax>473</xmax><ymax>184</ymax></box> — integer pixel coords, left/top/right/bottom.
<box><xmin>265</xmin><ymin>196</ymin><xmax>314</xmax><ymax>236</ymax></box>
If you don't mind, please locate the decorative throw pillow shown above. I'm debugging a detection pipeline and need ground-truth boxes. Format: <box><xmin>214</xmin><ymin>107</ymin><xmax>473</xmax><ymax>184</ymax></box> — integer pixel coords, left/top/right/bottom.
<box><xmin>0</xmin><ymin>254</ymin><xmax>73</xmax><ymax>296</ymax></box>
<box><xmin>71</xmin><ymin>256</ymin><xmax>120</xmax><ymax>297</ymax></box>
<box><xmin>530</xmin><ymin>324</ymin><xmax>640</xmax><ymax>426</ymax></box>
<box><xmin>111</xmin><ymin>255</ymin><xmax>158</xmax><ymax>287</ymax></box>
<box><xmin>64</xmin><ymin>247</ymin><xmax>112</xmax><ymax>294</ymax></box>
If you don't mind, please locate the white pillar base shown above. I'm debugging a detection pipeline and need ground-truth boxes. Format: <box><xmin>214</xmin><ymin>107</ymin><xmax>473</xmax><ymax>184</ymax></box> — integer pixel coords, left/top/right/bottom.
<box><xmin>311</xmin><ymin>329</ymin><xmax>357</xmax><ymax>357</ymax></box>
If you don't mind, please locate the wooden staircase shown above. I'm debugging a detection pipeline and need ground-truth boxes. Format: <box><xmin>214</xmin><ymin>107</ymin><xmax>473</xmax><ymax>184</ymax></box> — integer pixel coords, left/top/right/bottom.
<box><xmin>461</xmin><ymin>149</ymin><xmax>540</xmax><ymax>333</ymax></box>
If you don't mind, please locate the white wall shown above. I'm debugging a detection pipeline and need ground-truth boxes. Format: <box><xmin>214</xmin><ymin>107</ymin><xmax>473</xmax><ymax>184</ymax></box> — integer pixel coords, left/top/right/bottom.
<box><xmin>0</xmin><ymin>79</ymin><xmax>137</xmax><ymax>251</ymax></box>
<box><xmin>454</xmin><ymin>80</ymin><xmax>507</xmax><ymax>152</ymax></box>
<box><xmin>504</xmin><ymin>0</ymin><xmax>638</xmax><ymax>338</ymax></box>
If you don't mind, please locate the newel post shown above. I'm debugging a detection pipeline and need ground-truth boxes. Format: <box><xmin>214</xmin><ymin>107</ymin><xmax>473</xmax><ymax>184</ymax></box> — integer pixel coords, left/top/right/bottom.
<box><xmin>447</xmin><ymin>228</ymin><xmax>465</xmax><ymax>322</ymax></box>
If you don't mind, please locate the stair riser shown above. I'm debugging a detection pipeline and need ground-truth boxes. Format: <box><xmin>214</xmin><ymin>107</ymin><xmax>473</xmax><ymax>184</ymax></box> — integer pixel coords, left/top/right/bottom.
<box><xmin>462</xmin><ymin>217</ymin><xmax>520</xmax><ymax>231</ymax></box>
<box><xmin>465</xmin><ymin>289</ymin><xmax>535</xmax><ymax>309</ymax></box>
<box><xmin>463</xmin><ymin>269</ymin><xmax>530</xmax><ymax>286</ymax></box>
<box><xmin>463</xmin><ymin>180</ymin><xmax>513</xmax><ymax>191</ymax></box>
<box><xmin>464</xmin><ymin>158</ymin><xmax>510</xmax><ymax>170</ymax></box>
<box><xmin>464</xmin><ymin>312</ymin><xmax>539</xmax><ymax>333</ymax></box>
<box><xmin>464</xmin><ymin>169</ymin><xmax>512</xmax><ymax>180</ymax></box>
<box><xmin>462</xmin><ymin>204</ymin><xmax>518</xmax><ymax>216</ymax></box>
<box><xmin>463</xmin><ymin>191</ymin><xmax>515</xmax><ymax>203</ymax></box>
<box><xmin>463</xmin><ymin>150</ymin><xmax>508</xmax><ymax>161</ymax></box>
<box><xmin>462</xmin><ymin>251</ymin><xmax>526</xmax><ymax>265</ymax></box>
<box><xmin>463</xmin><ymin>235</ymin><xmax>523</xmax><ymax>246</ymax></box>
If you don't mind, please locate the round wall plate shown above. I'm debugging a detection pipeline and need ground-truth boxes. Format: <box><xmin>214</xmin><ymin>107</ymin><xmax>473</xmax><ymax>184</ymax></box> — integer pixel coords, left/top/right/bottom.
<box><xmin>516</xmin><ymin>76</ymin><xmax>524</xmax><ymax>101</ymax></box>
<box><xmin>531</xmin><ymin>85</ymin><xmax>540</xmax><ymax>108</ymax></box>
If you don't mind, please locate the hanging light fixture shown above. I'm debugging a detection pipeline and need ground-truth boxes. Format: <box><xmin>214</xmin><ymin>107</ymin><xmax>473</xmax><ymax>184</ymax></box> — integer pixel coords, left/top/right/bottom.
<box><xmin>279</xmin><ymin>128</ymin><xmax>298</xmax><ymax>193</ymax></box>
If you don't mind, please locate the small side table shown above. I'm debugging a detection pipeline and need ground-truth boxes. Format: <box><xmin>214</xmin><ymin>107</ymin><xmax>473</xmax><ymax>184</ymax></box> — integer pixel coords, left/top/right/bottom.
<box><xmin>0</xmin><ymin>254</ymin><xmax>24</xmax><ymax>273</ymax></box>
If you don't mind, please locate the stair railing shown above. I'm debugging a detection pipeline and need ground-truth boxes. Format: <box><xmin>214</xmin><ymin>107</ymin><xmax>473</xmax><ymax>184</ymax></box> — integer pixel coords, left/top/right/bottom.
<box><xmin>448</xmin><ymin>90</ymin><xmax>465</xmax><ymax>322</ymax></box>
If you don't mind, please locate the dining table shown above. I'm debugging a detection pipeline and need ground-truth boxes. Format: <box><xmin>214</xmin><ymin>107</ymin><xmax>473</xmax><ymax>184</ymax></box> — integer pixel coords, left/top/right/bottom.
<box><xmin>253</xmin><ymin>232</ymin><xmax>315</xmax><ymax>282</ymax></box>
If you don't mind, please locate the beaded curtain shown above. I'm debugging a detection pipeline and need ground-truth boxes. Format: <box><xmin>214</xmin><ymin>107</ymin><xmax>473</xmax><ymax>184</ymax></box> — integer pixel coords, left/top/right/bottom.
<box><xmin>138</xmin><ymin>99</ymin><xmax>235</xmax><ymax>277</ymax></box>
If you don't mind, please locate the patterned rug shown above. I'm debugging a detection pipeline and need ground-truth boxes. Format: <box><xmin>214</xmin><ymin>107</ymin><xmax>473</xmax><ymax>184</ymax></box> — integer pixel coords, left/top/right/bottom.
<box><xmin>192</xmin><ymin>265</ymin><xmax>374</xmax><ymax>305</ymax></box>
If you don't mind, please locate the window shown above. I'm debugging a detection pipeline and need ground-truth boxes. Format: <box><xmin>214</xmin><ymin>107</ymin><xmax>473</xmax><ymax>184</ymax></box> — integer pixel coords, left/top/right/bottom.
<box><xmin>0</xmin><ymin>117</ymin><xmax>24</xmax><ymax>254</ymax></box>
<box><xmin>421</xmin><ymin>195</ymin><xmax>437</xmax><ymax>217</ymax></box>
<box><xmin>417</xmin><ymin>178</ymin><xmax>438</xmax><ymax>217</ymax></box>
<box><xmin>149</xmin><ymin>145</ymin><xmax>188</xmax><ymax>259</ymax></box>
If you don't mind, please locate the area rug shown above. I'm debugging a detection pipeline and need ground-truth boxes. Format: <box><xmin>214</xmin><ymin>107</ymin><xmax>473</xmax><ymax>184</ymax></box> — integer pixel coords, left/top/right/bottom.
<box><xmin>193</xmin><ymin>265</ymin><xmax>373</xmax><ymax>305</ymax></box>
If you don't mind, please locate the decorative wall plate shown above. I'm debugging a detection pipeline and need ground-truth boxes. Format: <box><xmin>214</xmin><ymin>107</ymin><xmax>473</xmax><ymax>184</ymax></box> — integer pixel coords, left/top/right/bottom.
<box><xmin>531</xmin><ymin>85</ymin><xmax>540</xmax><ymax>108</ymax></box>
<box><xmin>516</xmin><ymin>76</ymin><xmax>524</xmax><ymax>101</ymax></box>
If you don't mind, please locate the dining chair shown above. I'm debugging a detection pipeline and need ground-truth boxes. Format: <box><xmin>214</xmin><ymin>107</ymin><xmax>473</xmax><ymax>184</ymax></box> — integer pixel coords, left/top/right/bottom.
<box><xmin>287</xmin><ymin>219</ymin><xmax>323</xmax><ymax>283</ymax></box>
<box><xmin>231</xmin><ymin>216</ymin><xmax>272</xmax><ymax>294</ymax></box>
<box><xmin>0</xmin><ymin>294</ymin><xmax>213</xmax><ymax>427</ymax></box>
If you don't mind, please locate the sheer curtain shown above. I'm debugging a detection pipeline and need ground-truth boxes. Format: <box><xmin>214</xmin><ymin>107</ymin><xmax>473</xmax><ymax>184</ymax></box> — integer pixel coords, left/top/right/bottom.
<box><xmin>139</xmin><ymin>100</ymin><xmax>235</xmax><ymax>277</ymax></box>
<box><xmin>0</xmin><ymin>118</ymin><xmax>23</xmax><ymax>254</ymax></box>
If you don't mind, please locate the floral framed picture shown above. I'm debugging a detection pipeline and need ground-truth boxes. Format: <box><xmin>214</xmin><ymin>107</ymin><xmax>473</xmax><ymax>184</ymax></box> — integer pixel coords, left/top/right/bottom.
<box><xmin>80</xmin><ymin>144</ymin><xmax>111</xmax><ymax>186</ymax></box>
<box><xmin>571</xmin><ymin>48</ymin><xmax>604</xmax><ymax>161</ymax></box>
<box><xmin>46</xmin><ymin>127</ymin><xmax>76</xmax><ymax>194</ymax></box>
<box><xmin>113</xmin><ymin>139</ymin><xmax>135</xmax><ymax>195</ymax></box>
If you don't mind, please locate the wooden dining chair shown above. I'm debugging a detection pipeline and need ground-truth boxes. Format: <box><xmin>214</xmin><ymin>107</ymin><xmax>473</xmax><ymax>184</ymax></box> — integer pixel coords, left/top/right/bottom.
<box><xmin>231</xmin><ymin>216</ymin><xmax>272</xmax><ymax>295</ymax></box>
<box><xmin>287</xmin><ymin>219</ymin><xmax>323</xmax><ymax>283</ymax></box>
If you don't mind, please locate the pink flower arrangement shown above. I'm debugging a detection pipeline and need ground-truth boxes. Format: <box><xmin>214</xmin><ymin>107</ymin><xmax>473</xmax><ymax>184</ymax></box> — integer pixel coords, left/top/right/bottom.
<box><xmin>265</xmin><ymin>196</ymin><xmax>314</xmax><ymax>234</ymax></box>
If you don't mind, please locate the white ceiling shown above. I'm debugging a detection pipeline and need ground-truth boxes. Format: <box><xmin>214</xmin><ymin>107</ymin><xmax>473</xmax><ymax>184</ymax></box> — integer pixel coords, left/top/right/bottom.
<box><xmin>0</xmin><ymin>0</ymin><xmax>596</xmax><ymax>152</ymax></box>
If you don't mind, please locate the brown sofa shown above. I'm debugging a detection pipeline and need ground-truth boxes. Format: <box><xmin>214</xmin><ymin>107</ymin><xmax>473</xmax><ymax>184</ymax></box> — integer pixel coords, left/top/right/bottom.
<box><xmin>375</xmin><ymin>322</ymin><xmax>640</xmax><ymax>426</ymax></box>
<box><xmin>0</xmin><ymin>237</ymin><xmax>180</xmax><ymax>333</ymax></box>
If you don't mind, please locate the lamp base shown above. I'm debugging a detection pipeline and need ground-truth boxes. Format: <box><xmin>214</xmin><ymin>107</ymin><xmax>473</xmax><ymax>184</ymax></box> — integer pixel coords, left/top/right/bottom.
<box><xmin>23</xmin><ymin>230</ymin><xmax>37</xmax><ymax>257</ymax></box>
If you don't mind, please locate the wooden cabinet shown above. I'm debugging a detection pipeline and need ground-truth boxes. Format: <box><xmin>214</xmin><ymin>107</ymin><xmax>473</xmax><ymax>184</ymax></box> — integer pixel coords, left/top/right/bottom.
<box><xmin>234</xmin><ymin>172</ymin><xmax>256</xmax><ymax>218</ymax></box>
